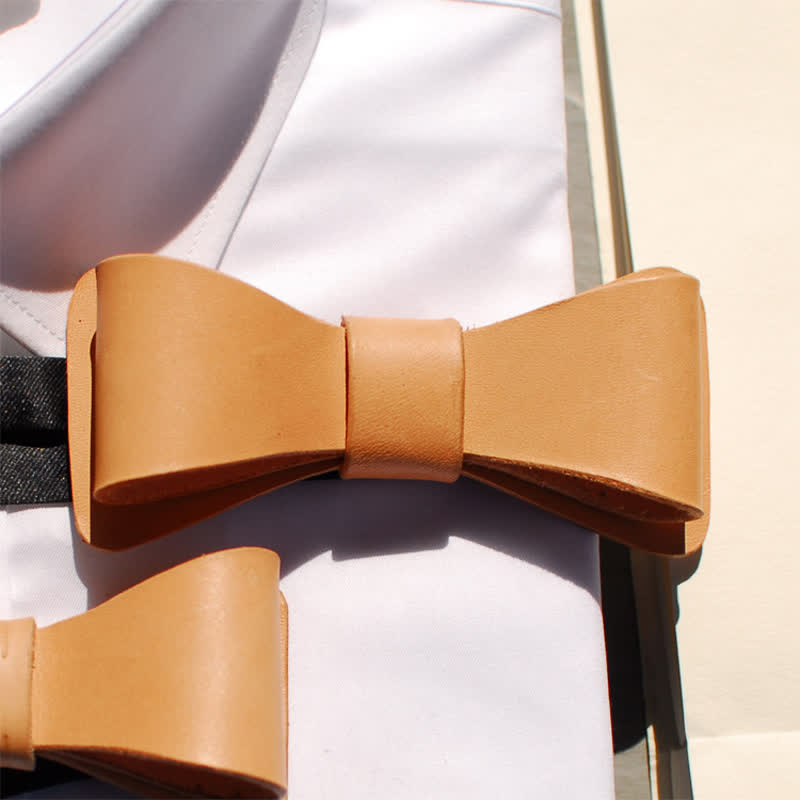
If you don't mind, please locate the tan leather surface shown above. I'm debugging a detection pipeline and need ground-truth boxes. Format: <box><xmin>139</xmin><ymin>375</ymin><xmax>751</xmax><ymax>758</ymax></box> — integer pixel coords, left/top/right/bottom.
<box><xmin>1</xmin><ymin>548</ymin><xmax>288</xmax><ymax>798</ymax></box>
<box><xmin>341</xmin><ymin>316</ymin><xmax>464</xmax><ymax>481</ymax></box>
<box><xmin>462</xmin><ymin>267</ymin><xmax>710</xmax><ymax>554</ymax></box>
<box><xmin>67</xmin><ymin>262</ymin><xmax>343</xmax><ymax>549</ymax></box>
<box><xmin>0</xmin><ymin>618</ymin><xmax>36</xmax><ymax>770</ymax></box>
<box><xmin>67</xmin><ymin>254</ymin><xmax>709</xmax><ymax>555</ymax></box>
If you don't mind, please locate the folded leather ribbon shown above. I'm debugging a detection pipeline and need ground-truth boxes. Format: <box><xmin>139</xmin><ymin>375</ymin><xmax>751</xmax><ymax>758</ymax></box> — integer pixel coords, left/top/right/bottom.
<box><xmin>67</xmin><ymin>254</ymin><xmax>709</xmax><ymax>555</ymax></box>
<box><xmin>0</xmin><ymin>548</ymin><xmax>288</xmax><ymax>798</ymax></box>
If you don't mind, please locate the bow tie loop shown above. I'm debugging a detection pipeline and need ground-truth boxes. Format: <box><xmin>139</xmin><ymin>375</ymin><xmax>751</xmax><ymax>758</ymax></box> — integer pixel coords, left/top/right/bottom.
<box><xmin>67</xmin><ymin>255</ymin><xmax>709</xmax><ymax>555</ymax></box>
<box><xmin>0</xmin><ymin>618</ymin><xmax>35</xmax><ymax>771</ymax></box>
<box><xmin>341</xmin><ymin>315</ymin><xmax>465</xmax><ymax>482</ymax></box>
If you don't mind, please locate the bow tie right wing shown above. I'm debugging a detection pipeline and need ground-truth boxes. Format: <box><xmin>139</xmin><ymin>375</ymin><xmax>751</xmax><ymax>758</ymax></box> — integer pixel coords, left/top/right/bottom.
<box><xmin>462</xmin><ymin>268</ymin><xmax>709</xmax><ymax>556</ymax></box>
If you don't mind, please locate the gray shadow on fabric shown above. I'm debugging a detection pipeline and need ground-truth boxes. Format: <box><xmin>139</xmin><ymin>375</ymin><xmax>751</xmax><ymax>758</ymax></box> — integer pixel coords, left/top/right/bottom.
<box><xmin>668</xmin><ymin>547</ymin><xmax>703</xmax><ymax>624</ymax></box>
<box><xmin>70</xmin><ymin>478</ymin><xmax>600</xmax><ymax>610</ymax></box>
<box><xmin>0</xmin><ymin>0</ymin><xmax>301</xmax><ymax>290</ymax></box>
<box><xmin>0</xmin><ymin>0</ymin><xmax>39</xmax><ymax>34</ymax></box>
<box><xmin>13</xmin><ymin>779</ymin><xmax>132</xmax><ymax>799</ymax></box>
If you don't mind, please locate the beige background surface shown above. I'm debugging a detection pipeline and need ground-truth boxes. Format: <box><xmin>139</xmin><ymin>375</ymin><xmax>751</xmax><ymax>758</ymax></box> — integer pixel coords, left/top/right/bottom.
<box><xmin>577</xmin><ymin>1</ymin><xmax>800</xmax><ymax>796</ymax></box>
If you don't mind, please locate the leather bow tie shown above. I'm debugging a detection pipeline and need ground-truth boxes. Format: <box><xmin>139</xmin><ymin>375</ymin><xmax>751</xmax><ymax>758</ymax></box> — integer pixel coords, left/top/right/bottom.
<box><xmin>0</xmin><ymin>548</ymin><xmax>287</xmax><ymax>798</ymax></box>
<box><xmin>67</xmin><ymin>254</ymin><xmax>709</xmax><ymax>555</ymax></box>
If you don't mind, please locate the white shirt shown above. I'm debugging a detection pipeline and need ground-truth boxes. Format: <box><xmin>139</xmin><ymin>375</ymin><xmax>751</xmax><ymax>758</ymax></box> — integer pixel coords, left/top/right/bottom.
<box><xmin>0</xmin><ymin>2</ymin><xmax>613</xmax><ymax>797</ymax></box>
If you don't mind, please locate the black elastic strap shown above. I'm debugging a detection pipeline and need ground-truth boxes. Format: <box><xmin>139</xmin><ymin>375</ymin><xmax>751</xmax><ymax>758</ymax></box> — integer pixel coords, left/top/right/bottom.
<box><xmin>1</xmin><ymin>356</ymin><xmax>71</xmax><ymax>504</ymax></box>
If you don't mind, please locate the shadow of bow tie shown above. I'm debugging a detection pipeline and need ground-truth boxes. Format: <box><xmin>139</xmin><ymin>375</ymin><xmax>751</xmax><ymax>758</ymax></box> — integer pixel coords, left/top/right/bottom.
<box><xmin>0</xmin><ymin>548</ymin><xmax>287</xmax><ymax>798</ymax></box>
<box><xmin>66</xmin><ymin>254</ymin><xmax>709</xmax><ymax>556</ymax></box>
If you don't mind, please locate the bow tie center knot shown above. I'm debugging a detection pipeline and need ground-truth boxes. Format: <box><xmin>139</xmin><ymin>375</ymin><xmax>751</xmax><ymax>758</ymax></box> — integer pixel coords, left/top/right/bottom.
<box><xmin>0</xmin><ymin>618</ymin><xmax>36</xmax><ymax>771</ymax></box>
<box><xmin>340</xmin><ymin>316</ymin><xmax>465</xmax><ymax>482</ymax></box>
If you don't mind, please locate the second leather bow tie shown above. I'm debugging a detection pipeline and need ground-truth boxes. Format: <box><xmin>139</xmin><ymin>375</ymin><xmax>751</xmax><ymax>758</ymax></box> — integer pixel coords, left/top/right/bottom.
<box><xmin>67</xmin><ymin>254</ymin><xmax>709</xmax><ymax>554</ymax></box>
<box><xmin>0</xmin><ymin>548</ymin><xmax>287</xmax><ymax>798</ymax></box>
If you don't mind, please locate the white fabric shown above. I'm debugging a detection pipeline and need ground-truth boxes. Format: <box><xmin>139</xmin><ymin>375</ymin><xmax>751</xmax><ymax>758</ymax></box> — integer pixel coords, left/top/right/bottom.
<box><xmin>222</xmin><ymin>0</ymin><xmax>573</xmax><ymax>327</ymax></box>
<box><xmin>0</xmin><ymin>1</ymin><xmax>126</xmax><ymax>112</ymax></box>
<box><xmin>0</xmin><ymin>0</ymin><xmax>323</xmax><ymax>354</ymax></box>
<box><xmin>0</xmin><ymin>1</ymin><xmax>613</xmax><ymax>797</ymax></box>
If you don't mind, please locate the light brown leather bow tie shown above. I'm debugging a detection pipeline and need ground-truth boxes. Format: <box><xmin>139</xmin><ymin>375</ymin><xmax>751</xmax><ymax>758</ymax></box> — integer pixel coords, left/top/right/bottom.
<box><xmin>67</xmin><ymin>254</ymin><xmax>709</xmax><ymax>555</ymax></box>
<box><xmin>0</xmin><ymin>548</ymin><xmax>287</xmax><ymax>798</ymax></box>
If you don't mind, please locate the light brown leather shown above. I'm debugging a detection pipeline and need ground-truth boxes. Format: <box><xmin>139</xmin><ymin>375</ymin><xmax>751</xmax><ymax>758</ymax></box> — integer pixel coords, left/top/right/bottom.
<box><xmin>341</xmin><ymin>316</ymin><xmax>464</xmax><ymax>481</ymax></box>
<box><xmin>67</xmin><ymin>254</ymin><xmax>709</xmax><ymax>555</ymax></box>
<box><xmin>0</xmin><ymin>548</ymin><xmax>288</xmax><ymax>799</ymax></box>
<box><xmin>0</xmin><ymin>618</ymin><xmax>36</xmax><ymax>770</ymax></box>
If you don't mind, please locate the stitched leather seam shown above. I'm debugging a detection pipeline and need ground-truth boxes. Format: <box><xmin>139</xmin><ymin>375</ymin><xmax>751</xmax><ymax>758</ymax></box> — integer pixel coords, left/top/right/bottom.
<box><xmin>453</xmin><ymin>0</ymin><xmax>562</xmax><ymax>20</ymax></box>
<box><xmin>186</xmin><ymin>191</ymin><xmax>219</xmax><ymax>259</ymax></box>
<box><xmin>213</xmin><ymin>0</ymin><xmax>321</xmax><ymax>270</ymax></box>
<box><xmin>272</xmin><ymin>0</ymin><xmax>321</xmax><ymax>87</ymax></box>
<box><xmin>0</xmin><ymin>292</ymin><xmax>65</xmax><ymax>343</ymax></box>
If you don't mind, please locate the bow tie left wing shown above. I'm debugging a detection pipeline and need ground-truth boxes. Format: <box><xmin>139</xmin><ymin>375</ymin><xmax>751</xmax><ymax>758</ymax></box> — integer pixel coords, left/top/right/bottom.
<box><xmin>68</xmin><ymin>256</ymin><xmax>347</xmax><ymax>549</ymax></box>
<box><xmin>0</xmin><ymin>548</ymin><xmax>288</xmax><ymax>798</ymax></box>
